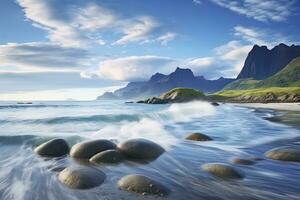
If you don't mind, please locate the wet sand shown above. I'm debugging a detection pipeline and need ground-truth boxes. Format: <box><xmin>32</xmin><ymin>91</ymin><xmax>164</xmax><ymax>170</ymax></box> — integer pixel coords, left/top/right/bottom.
<box><xmin>232</xmin><ymin>103</ymin><xmax>300</xmax><ymax>111</ymax></box>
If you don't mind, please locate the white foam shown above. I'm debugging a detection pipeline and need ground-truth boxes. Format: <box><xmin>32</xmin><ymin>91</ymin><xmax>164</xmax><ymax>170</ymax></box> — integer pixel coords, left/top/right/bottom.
<box><xmin>162</xmin><ymin>101</ymin><xmax>216</xmax><ymax>123</ymax></box>
<box><xmin>94</xmin><ymin>118</ymin><xmax>177</xmax><ymax>149</ymax></box>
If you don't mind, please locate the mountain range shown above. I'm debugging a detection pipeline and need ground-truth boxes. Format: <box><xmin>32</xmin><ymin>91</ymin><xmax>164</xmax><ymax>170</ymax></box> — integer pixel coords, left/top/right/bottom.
<box><xmin>97</xmin><ymin>43</ymin><xmax>300</xmax><ymax>100</ymax></box>
<box><xmin>110</xmin><ymin>68</ymin><xmax>235</xmax><ymax>99</ymax></box>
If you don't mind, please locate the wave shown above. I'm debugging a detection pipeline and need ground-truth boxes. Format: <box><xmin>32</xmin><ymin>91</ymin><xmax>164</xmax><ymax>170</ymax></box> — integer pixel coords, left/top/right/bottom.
<box><xmin>0</xmin><ymin>104</ymin><xmax>78</xmax><ymax>110</ymax></box>
<box><xmin>0</xmin><ymin>114</ymin><xmax>141</xmax><ymax>125</ymax></box>
<box><xmin>0</xmin><ymin>134</ymin><xmax>86</xmax><ymax>146</ymax></box>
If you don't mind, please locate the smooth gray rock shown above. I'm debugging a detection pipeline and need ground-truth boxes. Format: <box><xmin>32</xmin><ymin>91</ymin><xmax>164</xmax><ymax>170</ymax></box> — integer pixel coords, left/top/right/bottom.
<box><xmin>34</xmin><ymin>138</ymin><xmax>69</xmax><ymax>157</ymax></box>
<box><xmin>202</xmin><ymin>163</ymin><xmax>244</xmax><ymax>179</ymax></box>
<box><xmin>185</xmin><ymin>133</ymin><xmax>212</xmax><ymax>141</ymax></box>
<box><xmin>231</xmin><ymin>158</ymin><xmax>255</xmax><ymax>165</ymax></box>
<box><xmin>118</xmin><ymin>174</ymin><xmax>169</xmax><ymax>196</ymax></box>
<box><xmin>118</xmin><ymin>139</ymin><xmax>165</xmax><ymax>160</ymax></box>
<box><xmin>265</xmin><ymin>147</ymin><xmax>300</xmax><ymax>162</ymax></box>
<box><xmin>70</xmin><ymin>139</ymin><xmax>116</xmax><ymax>159</ymax></box>
<box><xmin>89</xmin><ymin>149</ymin><xmax>124</xmax><ymax>164</ymax></box>
<box><xmin>58</xmin><ymin>166</ymin><xmax>106</xmax><ymax>189</ymax></box>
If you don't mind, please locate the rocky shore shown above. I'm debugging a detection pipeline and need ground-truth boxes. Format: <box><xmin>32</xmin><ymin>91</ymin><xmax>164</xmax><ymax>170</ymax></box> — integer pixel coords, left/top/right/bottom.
<box><xmin>33</xmin><ymin>130</ymin><xmax>300</xmax><ymax>196</ymax></box>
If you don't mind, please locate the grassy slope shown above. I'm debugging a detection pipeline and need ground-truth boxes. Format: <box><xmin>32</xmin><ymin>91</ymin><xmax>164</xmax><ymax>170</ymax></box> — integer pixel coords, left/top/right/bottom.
<box><xmin>223</xmin><ymin>79</ymin><xmax>260</xmax><ymax>90</ymax></box>
<box><xmin>160</xmin><ymin>88</ymin><xmax>204</xmax><ymax>98</ymax></box>
<box><xmin>215</xmin><ymin>87</ymin><xmax>300</xmax><ymax>98</ymax></box>
<box><xmin>257</xmin><ymin>57</ymin><xmax>300</xmax><ymax>87</ymax></box>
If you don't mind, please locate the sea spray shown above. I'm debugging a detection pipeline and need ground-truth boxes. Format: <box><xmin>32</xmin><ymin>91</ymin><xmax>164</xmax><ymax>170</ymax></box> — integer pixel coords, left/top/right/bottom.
<box><xmin>94</xmin><ymin>118</ymin><xmax>177</xmax><ymax>149</ymax></box>
<box><xmin>162</xmin><ymin>101</ymin><xmax>216</xmax><ymax>123</ymax></box>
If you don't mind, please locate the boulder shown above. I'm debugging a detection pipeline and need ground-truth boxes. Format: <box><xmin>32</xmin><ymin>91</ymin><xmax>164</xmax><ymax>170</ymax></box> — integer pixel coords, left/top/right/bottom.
<box><xmin>265</xmin><ymin>147</ymin><xmax>300</xmax><ymax>162</ymax></box>
<box><xmin>231</xmin><ymin>158</ymin><xmax>255</xmax><ymax>165</ymax></box>
<box><xmin>89</xmin><ymin>149</ymin><xmax>124</xmax><ymax>164</ymax></box>
<box><xmin>118</xmin><ymin>139</ymin><xmax>165</xmax><ymax>160</ymax></box>
<box><xmin>70</xmin><ymin>139</ymin><xmax>116</xmax><ymax>159</ymax></box>
<box><xmin>118</xmin><ymin>174</ymin><xmax>169</xmax><ymax>196</ymax></box>
<box><xmin>211</xmin><ymin>102</ymin><xmax>220</xmax><ymax>106</ymax></box>
<box><xmin>185</xmin><ymin>133</ymin><xmax>212</xmax><ymax>141</ymax></box>
<box><xmin>202</xmin><ymin>163</ymin><xmax>244</xmax><ymax>179</ymax></box>
<box><xmin>34</xmin><ymin>138</ymin><xmax>69</xmax><ymax>157</ymax></box>
<box><xmin>58</xmin><ymin>166</ymin><xmax>106</xmax><ymax>189</ymax></box>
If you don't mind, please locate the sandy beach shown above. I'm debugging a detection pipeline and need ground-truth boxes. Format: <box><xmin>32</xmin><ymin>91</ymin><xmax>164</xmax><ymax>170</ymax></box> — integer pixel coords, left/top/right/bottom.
<box><xmin>232</xmin><ymin>103</ymin><xmax>300</xmax><ymax>111</ymax></box>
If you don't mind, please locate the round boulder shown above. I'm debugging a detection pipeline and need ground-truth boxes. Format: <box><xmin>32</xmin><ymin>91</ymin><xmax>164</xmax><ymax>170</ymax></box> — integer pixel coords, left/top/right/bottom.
<box><xmin>211</xmin><ymin>102</ymin><xmax>220</xmax><ymax>106</ymax></box>
<box><xmin>118</xmin><ymin>174</ymin><xmax>169</xmax><ymax>196</ymax></box>
<box><xmin>185</xmin><ymin>133</ymin><xmax>212</xmax><ymax>141</ymax></box>
<box><xmin>118</xmin><ymin>139</ymin><xmax>165</xmax><ymax>160</ymax></box>
<box><xmin>231</xmin><ymin>158</ymin><xmax>255</xmax><ymax>165</ymax></box>
<box><xmin>265</xmin><ymin>147</ymin><xmax>300</xmax><ymax>162</ymax></box>
<box><xmin>202</xmin><ymin>163</ymin><xmax>244</xmax><ymax>179</ymax></box>
<box><xmin>34</xmin><ymin>138</ymin><xmax>69</xmax><ymax>157</ymax></box>
<box><xmin>89</xmin><ymin>149</ymin><xmax>124</xmax><ymax>164</ymax></box>
<box><xmin>70</xmin><ymin>139</ymin><xmax>116</xmax><ymax>159</ymax></box>
<box><xmin>58</xmin><ymin>166</ymin><xmax>106</xmax><ymax>189</ymax></box>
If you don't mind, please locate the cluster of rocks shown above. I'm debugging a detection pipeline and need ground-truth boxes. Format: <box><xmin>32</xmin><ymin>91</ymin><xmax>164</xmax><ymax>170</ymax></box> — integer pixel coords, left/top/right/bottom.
<box><xmin>185</xmin><ymin>132</ymin><xmax>300</xmax><ymax>180</ymax></box>
<box><xmin>34</xmin><ymin>132</ymin><xmax>300</xmax><ymax>196</ymax></box>
<box><xmin>34</xmin><ymin>138</ymin><xmax>168</xmax><ymax>196</ymax></box>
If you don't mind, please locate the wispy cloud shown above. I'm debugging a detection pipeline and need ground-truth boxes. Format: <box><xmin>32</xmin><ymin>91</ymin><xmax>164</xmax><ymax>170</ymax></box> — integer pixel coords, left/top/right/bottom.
<box><xmin>16</xmin><ymin>0</ymin><xmax>176</xmax><ymax>47</ymax></box>
<box><xmin>193</xmin><ymin>0</ymin><xmax>202</xmax><ymax>6</ymax></box>
<box><xmin>113</xmin><ymin>16</ymin><xmax>160</xmax><ymax>45</ymax></box>
<box><xmin>157</xmin><ymin>32</ymin><xmax>177</xmax><ymax>45</ymax></box>
<box><xmin>234</xmin><ymin>25</ymin><xmax>298</xmax><ymax>46</ymax></box>
<box><xmin>209</xmin><ymin>0</ymin><xmax>297</xmax><ymax>22</ymax></box>
<box><xmin>0</xmin><ymin>42</ymin><xmax>94</xmax><ymax>72</ymax></box>
<box><xmin>98</xmin><ymin>56</ymin><xmax>176</xmax><ymax>81</ymax></box>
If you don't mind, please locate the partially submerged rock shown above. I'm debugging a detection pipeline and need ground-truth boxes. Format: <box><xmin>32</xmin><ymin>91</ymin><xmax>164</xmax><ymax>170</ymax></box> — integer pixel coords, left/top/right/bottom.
<box><xmin>34</xmin><ymin>138</ymin><xmax>69</xmax><ymax>157</ymax></box>
<box><xmin>211</xmin><ymin>102</ymin><xmax>220</xmax><ymax>106</ymax></box>
<box><xmin>185</xmin><ymin>133</ymin><xmax>212</xmax><ymax>141</ymax></box>
<box><xmin>118</xmin><ymin>174</ymin><xmax>169</xmax><ymax>196</ymax></box>
<box><xmin>118</xmin><ymin>139</ymin><xmax>165</xmax><ymax>160</ymax></box>
<box><xmin>231</xmin><ymin>158</ymin><xmax>255</xmax><ymax>165</ymax></box>
<box><xmin>89</xmin><ymin>149</ymin><xmax>124</xmax><ymax>164</ymax></box>
<box><xmin>202</xmin><ymin>163</ymin><xmax>244</xmax><ymax>179</ymax></box>
<box><xmin>70</xmin><ymin>139</ymin><xmax>116</xmax><ymax>159</ymax></box>
<box><xmin>58</xmin><ymin>166</ymin><xmax>106</xmax><ymax>189</ymax></box>
<box><xmin>265</xmin><ymin>147</ymin><xmax>300</xmax><ymax>162</ymax></box>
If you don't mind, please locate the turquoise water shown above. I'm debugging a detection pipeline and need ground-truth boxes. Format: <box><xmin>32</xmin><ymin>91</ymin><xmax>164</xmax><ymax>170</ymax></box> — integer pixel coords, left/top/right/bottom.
<box><xmin>0</xmin><ymin>101</ymin><xmax>299</xmax><ymax>200</ymax></box>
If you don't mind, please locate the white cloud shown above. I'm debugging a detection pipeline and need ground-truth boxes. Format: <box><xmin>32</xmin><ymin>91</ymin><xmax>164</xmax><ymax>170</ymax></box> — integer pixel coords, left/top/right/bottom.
<box><xmin>233</xmin><ymin>26</ymin><xmax>296</xmax><ymax>47</ymax></box>
<box><xmin>193</xmin><ymin>0</ymin><xmax>202</xmax><ymax>5</ymax></box>
<box><xmin>157</xmin><ymin>32</ymin><xmax>177</xmax><ymax>45</ymax></box>
<box><xmin>0</xmin><ymin>42</ymin><xmax>93</xmax><ymax>72</ymax></box>
<box><xmin>98</xmin><ymin>56</ymin><xmax>176</xmax><ymax>81</ymax></box>
<box><xmin>113</xmin><ymin>16</ymin><xmax>160</xmax><ymax>45</ymax></box>
<box><xmin>209</xmin><ymin>0</ymin><xmax>296</xmax><ymax>22</ymax></box>
<box><xmin>17</xmin><ymin>0</ymin><xmax>176</xmax><ymax>47</ymax></box>
<box><xmin>74</xmin><ymin>4</ymin><xmax>116</xmax><ymax>31</ymax></box>
<box><xmin>17</xmin><ymin>0</ymin><xmax>90</xmax><ymax>48</ymax></box>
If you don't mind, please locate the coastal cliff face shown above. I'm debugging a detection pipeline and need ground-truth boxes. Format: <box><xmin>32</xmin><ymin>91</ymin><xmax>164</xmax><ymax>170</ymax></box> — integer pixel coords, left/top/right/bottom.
<box><xmin>237</xmin><ymin>44</ymin><xmax>300</xmax><ymax>80</ymax></box>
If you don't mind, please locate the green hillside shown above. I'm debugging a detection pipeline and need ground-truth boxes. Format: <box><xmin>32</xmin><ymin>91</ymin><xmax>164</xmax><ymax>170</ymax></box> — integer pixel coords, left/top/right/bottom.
<box><xmin>223</xmin><ymin>78</ymin><xmax>260</xmax><ymax>90</ymax></box>
<box><xmin>257</xmin><ymin>57</ymin><xmax>300</xmax><ymax>87</ymax></box>
<box><xmin>224</xmin><ymin>57</ymin><xmax>300</xmax><ymax>90</ymax></box>
<box><xmin>211</xmin><ymin>87</ymin><xmax>300</xmax><ymax>102</ymax></box>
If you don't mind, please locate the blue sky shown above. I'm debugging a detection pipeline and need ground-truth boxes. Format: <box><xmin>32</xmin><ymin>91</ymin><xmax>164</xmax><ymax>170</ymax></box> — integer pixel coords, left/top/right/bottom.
<box><xmin>0</xmin><ymin>0</ymin><xmax>299</xmax><ymax>100</ymax></box>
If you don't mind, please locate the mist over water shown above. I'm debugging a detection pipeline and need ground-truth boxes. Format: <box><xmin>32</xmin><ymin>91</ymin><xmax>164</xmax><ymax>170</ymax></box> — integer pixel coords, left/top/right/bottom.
<box><xmin>0</xmin><ymin>100</ymin><xmax>299</xmax><ymax>200</ymax></box>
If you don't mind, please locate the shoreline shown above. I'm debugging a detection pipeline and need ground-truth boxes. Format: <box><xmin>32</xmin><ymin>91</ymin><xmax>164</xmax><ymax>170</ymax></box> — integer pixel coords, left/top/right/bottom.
<box><xmin>231</xmin><ymin>102</ymin><xmax>300</xmax><ymax>111</ymax></box>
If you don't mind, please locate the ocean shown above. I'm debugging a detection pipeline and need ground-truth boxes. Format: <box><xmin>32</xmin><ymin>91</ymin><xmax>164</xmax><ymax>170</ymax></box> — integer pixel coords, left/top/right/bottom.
<box><xmin>0</xmin><ymin>100</ymin><xmax>299</xmax><ymax>200</ymax></box>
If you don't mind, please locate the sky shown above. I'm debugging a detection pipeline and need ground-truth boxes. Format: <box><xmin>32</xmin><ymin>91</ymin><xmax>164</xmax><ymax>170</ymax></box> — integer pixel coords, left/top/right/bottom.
<box><xmin>0</xmin><ymin>0</ymin><xmax>299</xmax><ymax>100</ymax></box>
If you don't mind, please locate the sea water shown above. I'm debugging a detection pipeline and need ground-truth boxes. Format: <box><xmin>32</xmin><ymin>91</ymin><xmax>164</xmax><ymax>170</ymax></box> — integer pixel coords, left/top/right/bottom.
<box><xmin>0</xmin><ymin>100</ymin><xmax>299</xmax><ymax>200</ymax></box>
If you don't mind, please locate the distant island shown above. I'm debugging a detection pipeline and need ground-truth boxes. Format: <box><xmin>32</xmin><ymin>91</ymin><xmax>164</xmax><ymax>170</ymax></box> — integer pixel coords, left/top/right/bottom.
<box><xmin>97</xmin><ymin>43</ymin><xmax>300</xmax><ymax>103</ymax></box>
